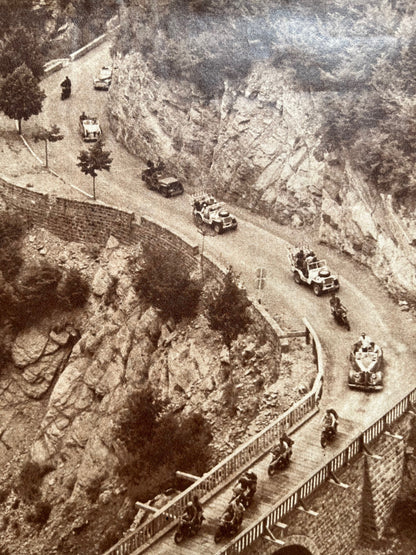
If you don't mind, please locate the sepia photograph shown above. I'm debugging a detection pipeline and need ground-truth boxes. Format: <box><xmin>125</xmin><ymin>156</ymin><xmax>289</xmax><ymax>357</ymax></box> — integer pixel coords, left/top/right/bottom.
<box><xmin>0</xmin><ymin>1</ymin><xmax>415</xmax><ymax>554</ymax></box>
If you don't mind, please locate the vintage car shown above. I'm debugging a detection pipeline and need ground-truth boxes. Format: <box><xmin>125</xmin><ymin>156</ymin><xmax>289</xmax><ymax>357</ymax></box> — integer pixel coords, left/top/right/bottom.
<box><xmin>93</xmin><ymin>66</ymin><xmax>112</xmax><ymax>90</ymax></box>
<box><xmin>192</xmin><ymin>192</ymin><xmax>237</xmax><ymax>234</ymax></box>
<box><xmin>288</xmin><ymin>247</ymin><xmax>339</xmax><ymax>296</ymax></box>
<box><xmin>141</xmin><ymin>163</ymin><xmax>184</xmax><ymax>197</ymax></box>
<box><xmin>79</xmin><ymin>115</ymin><xmax>102</xmax><ymax>142</ymax></box>
<box><xmin>348</xmin><ymin>338</ymin><xmax>383</xmax><ymax>390</ymax></box>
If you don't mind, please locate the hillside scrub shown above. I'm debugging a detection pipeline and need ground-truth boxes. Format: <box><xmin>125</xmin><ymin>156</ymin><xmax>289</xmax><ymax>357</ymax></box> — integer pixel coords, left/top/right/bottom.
<box><xmin>130</xmin><ymin>243</ymin><xmax>202</xmax><ymax>321</ymax></box>
<box><xmin>114</xmin><ymin>388</ymin><xmax>212</xmax><ymax>502</ymax></box>
<box><xmin>0</xmin><ymin>212</ymin><xmax>90</xmax><ymax>364</ymax></box>
<box><xmin>204</xmin><ymin>266</ymin><xmax>251</xmax><ymax>347</ymax></box>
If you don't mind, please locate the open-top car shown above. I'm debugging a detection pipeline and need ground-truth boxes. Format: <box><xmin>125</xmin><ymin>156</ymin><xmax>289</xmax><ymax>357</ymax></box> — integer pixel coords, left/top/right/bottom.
<box><xmin>141</xmin><ymin>160</ymin><xmax>184</xmax><ymax>197</ymax></box>
<box><xmin>79</xmin><ymin>114</ymin><xmax>102</xmax><ymax>142</ymax></box>
<box><xmin>93</xmin><ymin>66</ymin><xmax>112</xmax><ymax>90</ymax></box>
<box><xmin>192</xmin><ymin>192</ymin><xmax>237</xmax><ymax>234</ymax></box>
<box><xmin>349</xmin><ymin>335</ymin><xmax>383</xmax><ymax>390</ymax></box>
<box><xmin>288</xmin><ymin>246</ymin><xmax>339</xmax><ymax>296</ymax></box>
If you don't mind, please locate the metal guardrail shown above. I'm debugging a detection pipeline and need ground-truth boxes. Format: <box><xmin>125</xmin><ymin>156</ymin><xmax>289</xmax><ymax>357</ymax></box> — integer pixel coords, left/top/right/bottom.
<box><xmin>216</xmin><ymin>387</ymin><xmax>416</xmax><ymax>555</ymax></box>
<box><xmin>103</xmin><ymin>318</ymin><xmax>323</xmax><ymax>555</ymax></box>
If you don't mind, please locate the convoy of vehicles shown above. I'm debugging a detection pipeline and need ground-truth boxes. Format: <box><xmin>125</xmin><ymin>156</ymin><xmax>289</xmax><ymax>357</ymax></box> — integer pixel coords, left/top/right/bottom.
<box><xmin>192</xmin><ymin>192</ymin><xmax>238</xmax><ymax>234</ymax></box>
<box><xmin>288</xmin><ymin>247</ymin><xmax>339</xmax><ymax>296</ymax></box>
<box><xmin>93</xmin><ymin>66</ymin><xmax>112</xmax><ymax>90</ymax></box>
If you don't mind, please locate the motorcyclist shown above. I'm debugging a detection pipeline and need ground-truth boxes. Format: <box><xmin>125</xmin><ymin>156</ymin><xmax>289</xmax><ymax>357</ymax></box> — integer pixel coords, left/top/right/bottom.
<box><xmin>61</xmin><ymin>76</ymin><xmax>71</xmax><ymax>91</ymax></box>
<box><xmin>322</xmin><ymin>408</ymin><xmax>338</xmax><ymax>434</ymax></box>
<box><xmin>181</xmin><ymin>500</ymin><xmax>197</xmax><ymax>527</ymax></box>
<box><xmin>60</xmin><ymin>76</ymin><xmax>71</xmax><ymax>100</ymax></box>
<box><xmin>229</xmin><ymin>497</ymin><xmax>245</xmax><ymax>528</ymax></box>
<box><xmin>231</xmin><ymin>475</ymin><xmax>249</xmax><ymax>502</ymax></box>
<box><xmin>192</xmin><ymin>495</ymin><xmax>204</xmax><ymax>525</ymax></box>
<box><xmin>329</xmin><ymin>293</ymin><xmax>341</xmax><ymax>313</ymax></box>
<box><xmin>241</xmin><ymin>470</ymin><xmax>257</xmax><ymax>504</ymax></box>
<box><xmin>271</xmin><ymin>432</ymin><xmax>294</xmax><ymax>463</ymax></box>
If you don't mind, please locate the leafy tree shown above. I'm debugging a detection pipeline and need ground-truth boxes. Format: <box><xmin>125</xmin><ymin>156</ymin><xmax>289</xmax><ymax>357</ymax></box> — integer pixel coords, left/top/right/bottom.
<box><xmin>114</xmin><ymin>388</ymin><xmax>162</xmax><ymax>452</ymax></box>
<box><xmin>115</xmin><ymin>388</ymin><xmax>212</xmax><ymax>500</ymax></box>
<box><xmin>0</xmin><ymin>0</ymin><xmax>34</xmax><ymax>35</ymax></box>
<box><xmin>77</xmin><ymin>139</ymin><xmax>112</xmax><ymax>200</ymax></box>
<box><xmin>14</xmin><ymin>261</ymin><xmax>62</xmax><ymax>326</ymax></box>
<box><xmin>33</xmin><ymin>125</ymin><xmax>64</xmax><ymax>169</ymax></box>
<box><xmin>131</xmin><ymin>243</ymin><xmax>202</xmax><ymax>321</ymax></box>
<box><xmin>58</xmin><ymin>268</ymin><xmax>90</xmax><ymax>310</ymax></box>
<box><xmin>0</xmin><ymin>211</ymin><xmax>25</xmax><ymax>281</ymax></box>
<box><xmin>0</xmin><ymin>26</ymin><xmax>45</xmax><ymax>79</ymax></box>
<box><xmin>205</xmin><ymin>267</ymin><xmax>251</xmax><ymax>346</ymax></box>
<box><xmin>0</xmin><ymin>64</ymin><xmax>46</xmax><ymax>134</ymax></box>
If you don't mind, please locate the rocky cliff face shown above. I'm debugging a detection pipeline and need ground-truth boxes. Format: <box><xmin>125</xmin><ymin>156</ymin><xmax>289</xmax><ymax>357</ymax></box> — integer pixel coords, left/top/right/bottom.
<box><xmin>0</xmin><ymin>227</ymin><xmax>315</xmax><ymax>554</ymax></box>
<box><xmin>107</xmin><ymin>2</ymin><xmax>416</xmax><ymax>299</ymax></box>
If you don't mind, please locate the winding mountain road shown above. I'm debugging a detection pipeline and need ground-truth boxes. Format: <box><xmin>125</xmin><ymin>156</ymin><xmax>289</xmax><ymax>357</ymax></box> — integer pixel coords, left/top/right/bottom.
<box><xmin>24</xmin><ymin>41</ymin><xmax>416</xmax><ymax>432</ymax></box>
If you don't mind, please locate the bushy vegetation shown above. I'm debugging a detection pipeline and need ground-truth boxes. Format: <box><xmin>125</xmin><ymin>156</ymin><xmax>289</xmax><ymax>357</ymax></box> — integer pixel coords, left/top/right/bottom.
<box><xmin>15</xmin><ymin>461</ymin><xmax>52</xmax><ymax>504</ymax></box>
<box><xmin>9</xmin><ymin>263</ymin><xmax>90</xmax><ymax>329</ymax></box>
<box><xmin>0</xmin><ymin>26</ymin><xmax>45</xmax><ymax>79</ymax></box>
<box><xmin>114</xmin><ymin>388</ymin><xmax>212</xmax><ymax>501</ymax></box>
<box><xmin>25</xmin><ymin>501</ymin><xmax>52</xmax><ymax>526</ymax></box>
<box><xmin>56</xmin><ymin>0</ymin><xmax>118</xmax><ymax>49</ymax></box>
<box><xmin>205</xmin><ymin>267</ymin><xmax>251</xmax><ymax>347</ymax></box>
<box><xmin>0</xmin><ymin>212</ymin><xmax>90</xmax><ymax>364</ymax></box>
<box><xmin>0</xmin><ymin>211</ymin><xmax>25</xmax><ymax>281</ymax></box>
<box><xmin>131</xmin><ymin>244</ymin><xmax>202</xmax><ymax>322</ymax></box>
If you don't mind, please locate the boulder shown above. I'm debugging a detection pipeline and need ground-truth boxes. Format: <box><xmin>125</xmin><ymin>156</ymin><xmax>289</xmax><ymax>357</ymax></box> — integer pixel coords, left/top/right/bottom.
<box><xmin>11</xmin><ymin>326</ymin><xmax>50</xmax><ymax>368</ymax></box>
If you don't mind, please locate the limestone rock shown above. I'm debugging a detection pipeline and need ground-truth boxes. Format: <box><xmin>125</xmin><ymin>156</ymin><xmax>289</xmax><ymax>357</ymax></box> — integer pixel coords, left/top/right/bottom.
<box><xmin>11</xmin><ymin>326</ymin><xmax>50</xmax><ymax>368</ymax></box>
<box><xmin>19</xmin><ymin>349</ymin><xmax>69</xmax><ymax>399</ymax></box>
<box><xmin>91</xmin><ymin>267</ymin><xmax>112</xmax><ymax>296</ymax></box>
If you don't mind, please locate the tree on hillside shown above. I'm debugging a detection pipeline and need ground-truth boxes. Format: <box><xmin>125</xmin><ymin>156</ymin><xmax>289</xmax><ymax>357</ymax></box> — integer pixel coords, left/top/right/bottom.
<box><xmin>33</xmin><ymin>125</ymin><xmax>64</xmax><ymax>169</ymax></box>
<box><xmin>0</xmin><ymin>26</ymin><xmax>45</xmax><ymax>79</ymax></box>
<box><xmin>77</xmin><ymin>139</ymin><xmax>112</xmax><ymax>200</ymax></box>
<box><xmin>131</xmin><ymin>243</ymin><xmax>202</xmax><ymax>321</ymax></box>
<box><xmin>205</xmin><ymin>267</ymin><xmax>251</xmax><ymax>347</ymax></box>
<box><xmin>0</xmin><ymin>64</ymin><xmax>46</xmax><ymax>134</ymax></box>
<box><xmin>0</xmin><ymin>0</ymin><xmax>34</xmax><ymax>35</ymax></box>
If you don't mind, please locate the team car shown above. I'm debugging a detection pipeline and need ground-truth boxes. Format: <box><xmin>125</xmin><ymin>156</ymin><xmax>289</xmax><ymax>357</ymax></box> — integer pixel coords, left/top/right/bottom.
<box><xmin>93</xmin><ymin>66</ymin><xmax>112</xmax><ymax>90</ymax></box>
<box><xmin>79</xmin><ymin>114</ymin><xmax>102</xmax><ymax>142</ymax></box>
<box><xmin>288</xmin><ymin>247</ymin><xmax>339</xmax><ymax>296</ymax></box>
<box><xmin>192</xmin><ymin>192</ymin><xmax>237</xmax><ymax>234</ymax></box>
<box><xmin>348</xmin><ymin>334</ymin><xmax>383</xmax><ymax>390</ymax></box>
<box><xmin>141</xmin><ymin>160</ymin><xmax>184</xmax><ymax>197</ymax></box>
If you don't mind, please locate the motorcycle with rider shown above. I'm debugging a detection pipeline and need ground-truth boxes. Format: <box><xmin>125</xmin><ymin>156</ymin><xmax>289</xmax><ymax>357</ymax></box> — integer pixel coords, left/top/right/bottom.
<box><xmin>214</xmin><ymin>497</ymin><xmax>245</xmax><ymax>543</ymax></box>
<box><xmin>230</xmin><ymin>470</ymin><xmax>257</xmax><ymax>508</ymax></box>
<box><xmin>174</xmin><ymin>495</ymin><xmax>204</xmax><ymax>544</ymax></box>
<box><xmin>321</xmin><ymin>408</ymin><xmax>338</xmax><ymax>448</ymax></box>
<box><xmin>330</xmin><ymin>293</ymin><xmax>350</xmax><ymax>331</ymax></box>
<box><xmin>268</xmin><ymin>432</ymin><xmax>294</xmax><ymax>475</ymax></box>
<box><xmin>60</xmin><ymin>76</ymin><xmax>71</xmax><ymax>100</ymax></box>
